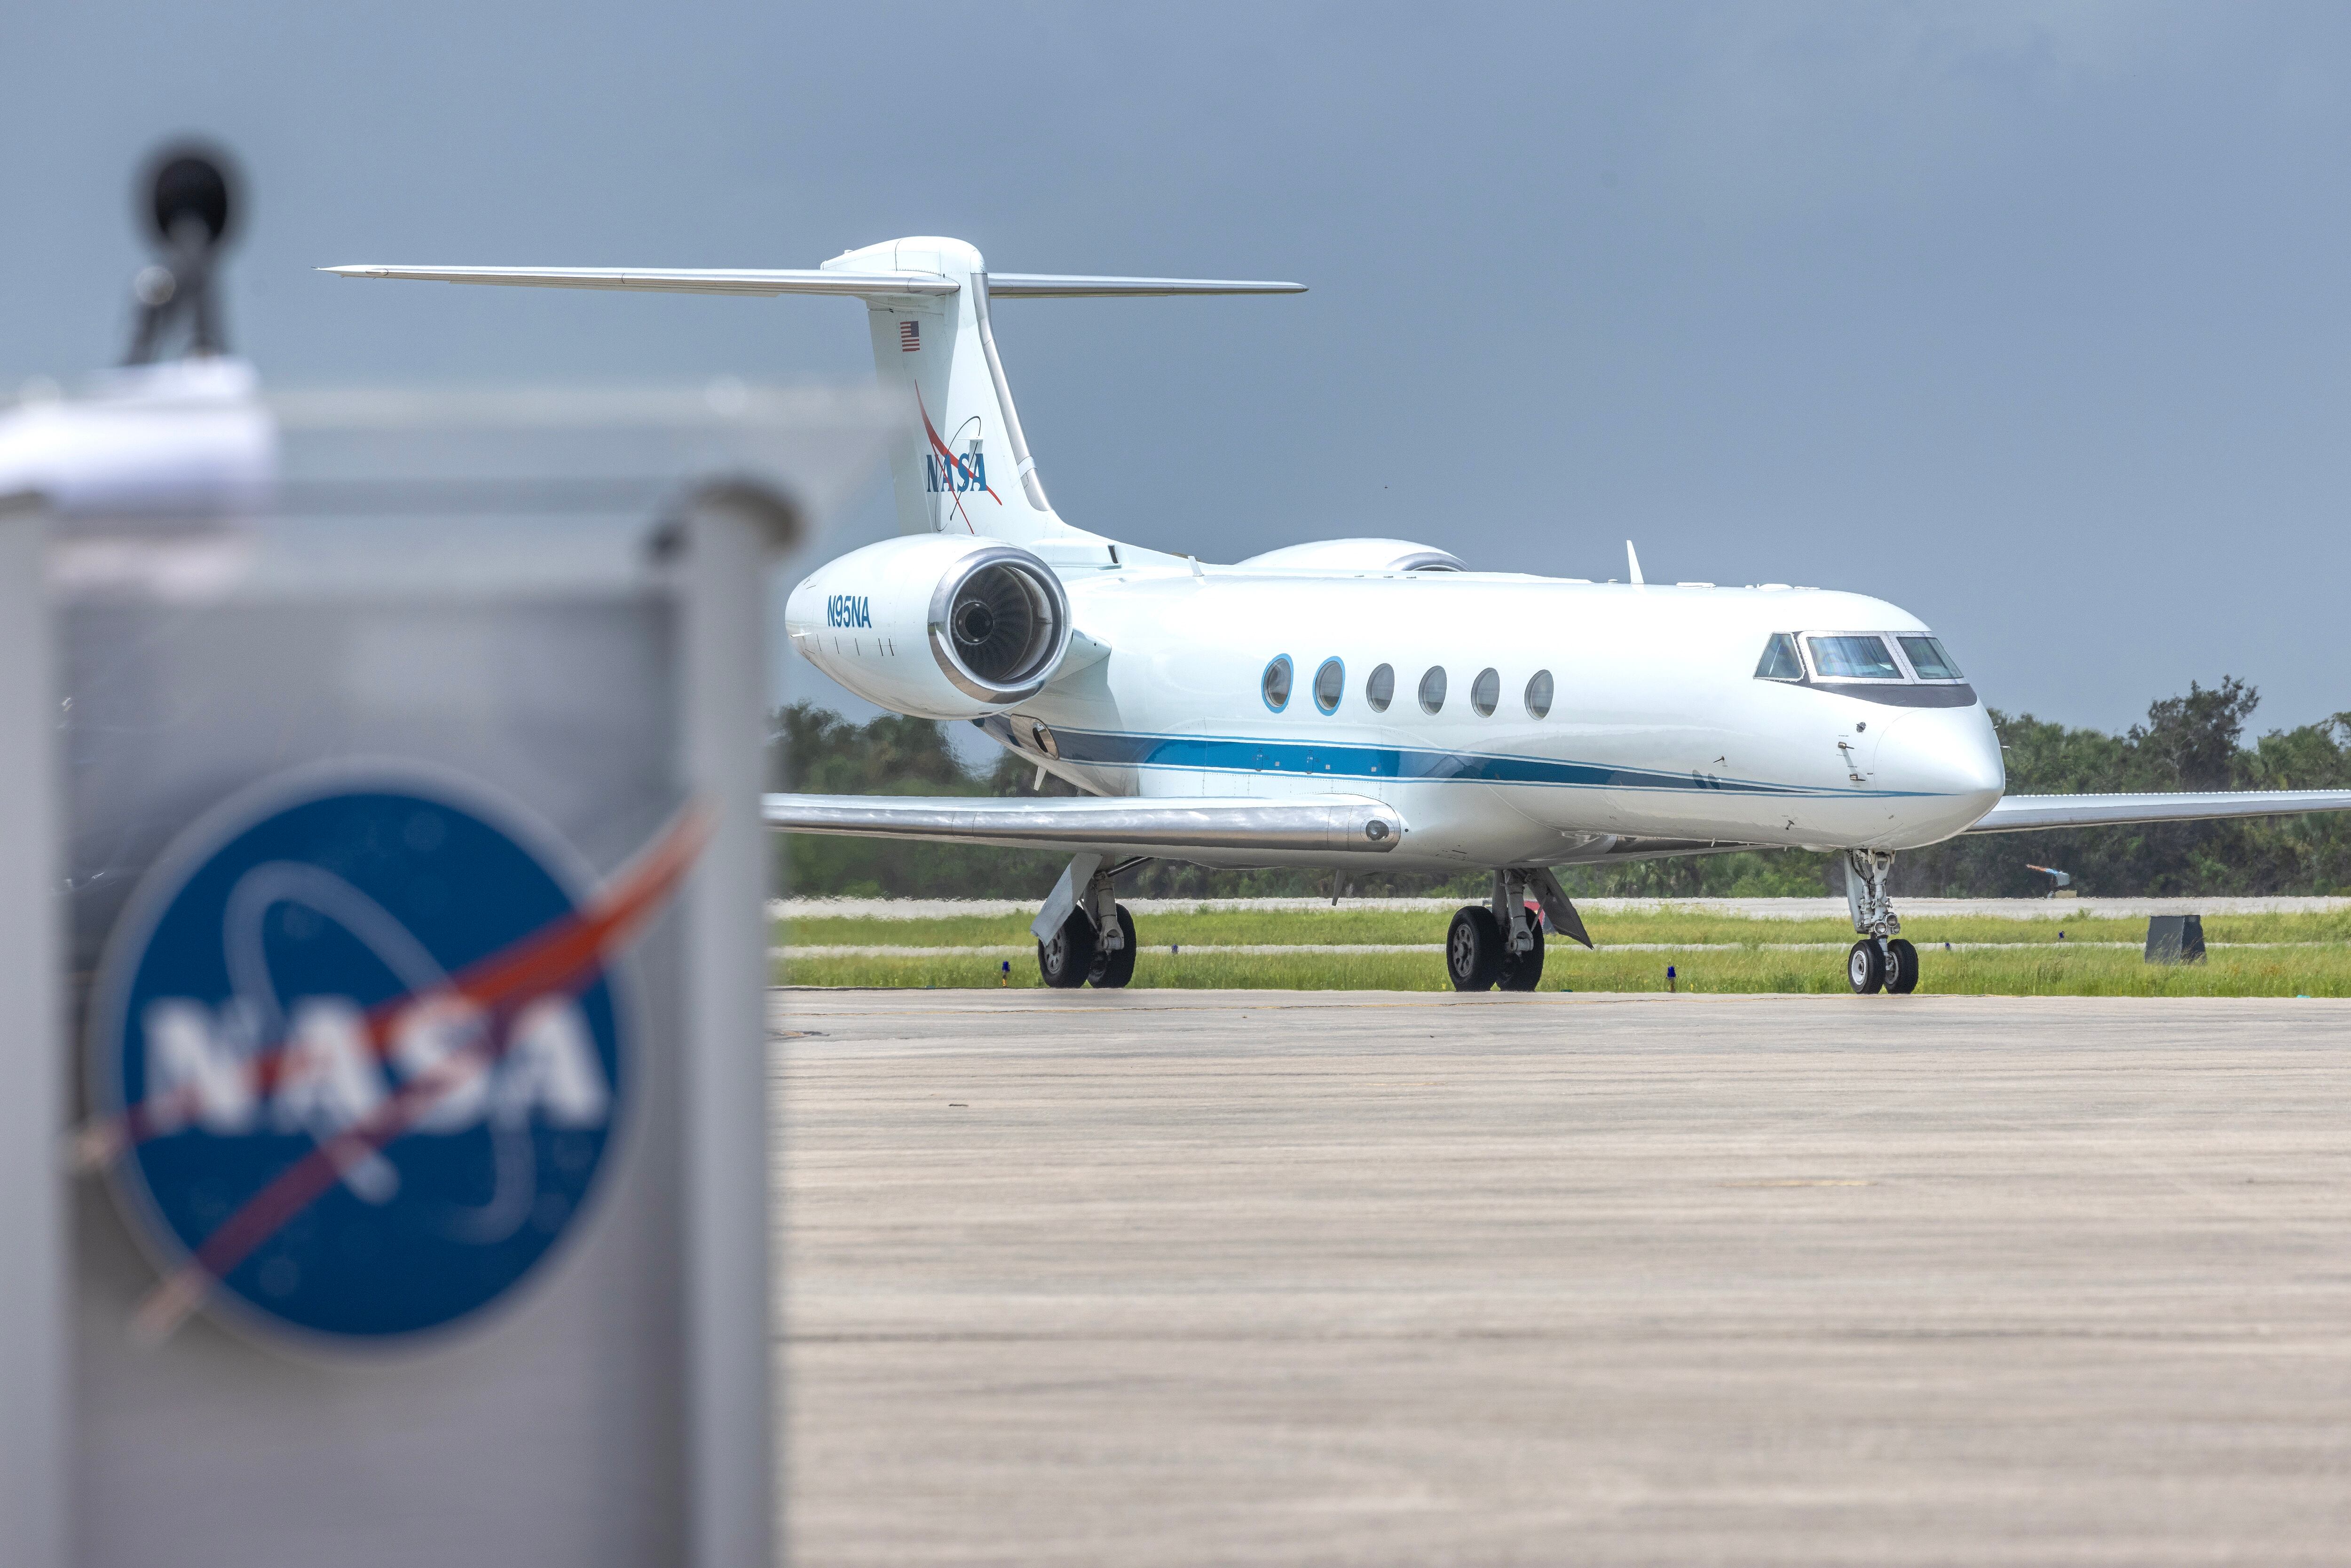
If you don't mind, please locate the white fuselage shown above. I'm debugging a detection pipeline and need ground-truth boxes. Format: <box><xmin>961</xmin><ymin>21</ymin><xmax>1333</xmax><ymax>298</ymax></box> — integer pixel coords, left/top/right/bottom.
<box><xmin>967</xmin><ymin>565</ymin><xmax>2005</xmax><ymax>872</ymax></box>
<box><xmin>333</xmin><ymin>230</ymin><xmax>2344</xmax><ymax>904</ymax></box>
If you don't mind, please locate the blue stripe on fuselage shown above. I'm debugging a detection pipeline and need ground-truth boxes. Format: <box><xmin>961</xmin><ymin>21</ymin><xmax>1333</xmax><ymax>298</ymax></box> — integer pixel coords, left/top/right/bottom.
<box><xmin>1041</xmin><ymin>728</ymin><xmax>1923</xmax><ymax>798</ymax></box>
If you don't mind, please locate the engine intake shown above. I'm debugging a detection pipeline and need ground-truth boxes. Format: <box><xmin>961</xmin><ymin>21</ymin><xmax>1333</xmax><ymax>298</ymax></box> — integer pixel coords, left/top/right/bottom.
<box><xmin>931</xmin><ymin>548</ymin><xmax>1065</xmax><ymax>700</ymax></box>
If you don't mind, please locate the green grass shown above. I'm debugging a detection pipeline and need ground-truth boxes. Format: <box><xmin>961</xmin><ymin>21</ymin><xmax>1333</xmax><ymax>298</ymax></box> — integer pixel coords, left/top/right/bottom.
<box><xmin>774</xmin><ymin>908</ymin><xmax>2351</xmax><ymax>996</ymax></box>
<box><xmin>779</xmin><ymin>906</ymin><xmax>2351</xmax><ymax>951</ymax></box>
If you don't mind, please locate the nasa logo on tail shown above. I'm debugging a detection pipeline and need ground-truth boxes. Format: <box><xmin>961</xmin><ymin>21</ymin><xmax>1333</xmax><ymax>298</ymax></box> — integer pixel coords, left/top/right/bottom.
<box><xmin>84</xmin><ymin>765</ymin><xmax>697</xmax><ymax>1350</ymax></box>
<box><xmin>923</xmin><ymin>452</ymin><xmax>988</xmax><ymax>495</ymax></box>
<box><xmin>913</xmin><ymin>387</ymin><xmax>1002</xmax><ymax>531</ymax></box>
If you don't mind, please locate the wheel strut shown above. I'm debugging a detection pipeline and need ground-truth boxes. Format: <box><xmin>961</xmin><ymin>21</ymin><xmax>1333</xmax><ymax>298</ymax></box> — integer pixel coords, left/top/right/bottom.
<box><xmin>1843</xmin><ymin>849</ymin><xmax>1918</xmax><ymax>994</ymax></box>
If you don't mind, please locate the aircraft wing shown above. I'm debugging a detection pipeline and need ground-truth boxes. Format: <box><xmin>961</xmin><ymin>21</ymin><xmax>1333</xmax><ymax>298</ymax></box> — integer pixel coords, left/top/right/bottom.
<box><xmin>762</xmin><ymin>793</ymin><xmax>1403</xmax><ymax>854</ymax></box>
<box><xmin>1966</xmin><ymin>789</ymin><xmax>2351</xmax><ymax>833</ymax></box>
<box><xmin>321</xmin><ymin>265</ymin><xmax>960</xmax><ymax>297</ymax></box>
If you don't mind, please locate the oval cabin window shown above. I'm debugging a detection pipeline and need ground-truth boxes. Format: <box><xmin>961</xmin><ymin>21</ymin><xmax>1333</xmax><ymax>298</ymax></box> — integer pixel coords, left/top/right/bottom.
<box><xmin>1418</xmin><ymin>666</ymin><xmax>1447</xmax><ymax>715</ymax></box>
<box><xmin>1471</xmin><ymin>668</ymin><xmax>1500</xmax><ymax>717</ymax></box>
<box><xmin>1365</xmin><ymin>663</ymin><xmax>1396</xmax><ymax>712</ymax></box>
<box><xmin>1524</xmin><ymin>670</ymin><xmax>1554</xmax><ymax>718</ymax></box>
<box><xmin>1262</xmin><ymin>654</ymin><xmax>1293</xmax><ymax>711</ymax></box>
<box><xmin>1313</xmin><ymin>658</ymin><xmax>1344</xmax><ymax>714</ymax></box>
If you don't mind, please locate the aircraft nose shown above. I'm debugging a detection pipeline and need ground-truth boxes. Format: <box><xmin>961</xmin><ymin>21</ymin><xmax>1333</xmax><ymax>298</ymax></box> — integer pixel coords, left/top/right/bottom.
<box><xmin>1878</xmin><ymin>704</ymin><xmax>2006</xmax><ymax>812</ymax></box>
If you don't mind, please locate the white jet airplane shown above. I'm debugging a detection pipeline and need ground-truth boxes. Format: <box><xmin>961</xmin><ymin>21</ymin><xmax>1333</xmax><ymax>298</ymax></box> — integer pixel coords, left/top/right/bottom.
<box><xmin>328</xmin><ymin>236</ymin><xmax>2351</xmax><ymax>995</ymax></box>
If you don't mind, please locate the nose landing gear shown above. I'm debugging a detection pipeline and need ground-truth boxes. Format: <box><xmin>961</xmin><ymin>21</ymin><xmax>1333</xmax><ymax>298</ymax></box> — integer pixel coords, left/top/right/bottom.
<box><xmin>1844</xmin><ymin>849</ymin><xmax>1919</xmax><ymax>994</ymax></box>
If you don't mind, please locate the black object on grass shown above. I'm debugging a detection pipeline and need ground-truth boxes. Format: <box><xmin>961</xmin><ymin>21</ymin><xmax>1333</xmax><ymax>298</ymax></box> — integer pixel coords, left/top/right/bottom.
<box><xmin>2146</xmin><ymin>915</ymin><xmax>2207</xmax><ymax>965</ymax></box>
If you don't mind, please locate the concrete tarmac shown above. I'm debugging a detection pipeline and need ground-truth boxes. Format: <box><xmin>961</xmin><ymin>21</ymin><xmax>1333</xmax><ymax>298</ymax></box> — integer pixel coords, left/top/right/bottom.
<box><xmin>775</xmin><ymin>991</ymin><xmax>2351</xmax><ymax>1566</ymax></box>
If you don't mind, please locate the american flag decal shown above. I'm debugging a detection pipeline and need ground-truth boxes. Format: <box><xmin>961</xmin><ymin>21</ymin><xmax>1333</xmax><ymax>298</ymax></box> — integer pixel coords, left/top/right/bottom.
<box><xmin>899</xmin><ymin>320</ymin><xmax>920</xmax><ymax>352</ymax></box>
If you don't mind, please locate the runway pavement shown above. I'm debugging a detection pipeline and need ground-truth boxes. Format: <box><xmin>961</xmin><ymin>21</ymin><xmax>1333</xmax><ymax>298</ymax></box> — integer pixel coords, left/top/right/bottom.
<box><xmin>774</xmin><ymin>990</ymin><xmax>2351</xmax><ymax>1566</ymax></box>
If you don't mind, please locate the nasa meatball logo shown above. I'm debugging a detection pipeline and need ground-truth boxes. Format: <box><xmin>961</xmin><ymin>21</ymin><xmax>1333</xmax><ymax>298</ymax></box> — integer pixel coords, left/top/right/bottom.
<box><xmin>84</xmin><ymin>767</ymin><xmax>704</xmax><ymax>1349</ymax></box>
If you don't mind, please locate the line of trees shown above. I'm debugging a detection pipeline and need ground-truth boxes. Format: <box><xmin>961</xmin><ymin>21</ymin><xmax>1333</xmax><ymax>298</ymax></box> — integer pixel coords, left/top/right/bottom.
<box><xmin>769</xmin><ymin>678</ymin><xmax>2351</xmax><ymax>900</ymax></box>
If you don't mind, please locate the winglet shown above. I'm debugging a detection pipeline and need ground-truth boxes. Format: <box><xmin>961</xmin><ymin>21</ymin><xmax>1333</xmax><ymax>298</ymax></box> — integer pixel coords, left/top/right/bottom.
<box><xmin>1626</xmin><ymin>541</ymin><xmax>1645</xmax><ymax>586</ymax></box>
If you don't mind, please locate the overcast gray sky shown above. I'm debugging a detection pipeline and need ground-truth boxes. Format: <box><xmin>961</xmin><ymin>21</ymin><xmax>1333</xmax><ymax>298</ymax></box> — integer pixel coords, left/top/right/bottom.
<box><xmin>10</xmin><ymin>2</ymin><xmax>2351</xmax><ymax>736</ymax></box>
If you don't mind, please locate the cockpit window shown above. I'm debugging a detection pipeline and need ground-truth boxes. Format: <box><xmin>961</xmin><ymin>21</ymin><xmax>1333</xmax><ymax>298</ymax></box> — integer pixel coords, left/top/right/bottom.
<box><xmin>1898</xmin><ymin>635</ymin><xmax>1963</xmax><ymax>681</ymax></box>
<box><xmin>1754</xmin><ymin>633</ymin><xmax>1803</xmax><ymax>681</ymax></box>
<box><xmin>1806</xmin><ymin>634</ymin><xmax>1902</xmax><ymax>680</ymax></box>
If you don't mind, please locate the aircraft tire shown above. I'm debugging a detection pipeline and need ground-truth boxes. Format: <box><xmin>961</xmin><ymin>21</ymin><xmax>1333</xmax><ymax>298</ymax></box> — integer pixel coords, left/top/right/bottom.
<box><xmin>1498</xmin><ymin>927</ymin><xmax>1546</xmax><ymax>991</ymax></box>
<box><xmin>1846</xmin><ymin>938</ymin><xmax>1886</xmax><ymax>995</ymax></box>
<box><xmin>1038</xmin><ymin>908</ymin><xmax>1097</xmax><ymax>989</ymax></box>
<box><xmin>1090</xmin><ymin>906</ymin><xmax>1138</xmax><ymax>989</ymax></box>
<box><xmin>1447</xmin><ymin>906</ymin><xmax>1507</xmax><ymax>992</ymax></box>
<box><xmin>1885</xmin><ymin>938</ymin><xmax>1919</xmax><ymax>994</ymax></box>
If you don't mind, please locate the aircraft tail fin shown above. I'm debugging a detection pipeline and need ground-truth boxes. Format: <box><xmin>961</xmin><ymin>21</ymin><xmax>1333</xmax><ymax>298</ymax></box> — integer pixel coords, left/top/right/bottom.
<box><xmin>323</xmin><ymin>237</ymin><xmax>1304</xmax><ymax>547</ymax></box>
<box><xmin>827</xmin><ymin>238</ymin><xmax>1301</xmax><ymax>544</ymax></box>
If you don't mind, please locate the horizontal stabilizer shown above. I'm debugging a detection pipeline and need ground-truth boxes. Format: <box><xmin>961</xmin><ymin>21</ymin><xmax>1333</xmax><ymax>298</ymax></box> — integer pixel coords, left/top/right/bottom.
<box><xmin>320</xmin><ymin>265</ymin><xmax>959</xmax><ymax>297</ymax></box>
<box><xmin>324</xmin><ymin>236</ymin><xmax>1307</xmax><ymax>552</ymax></box>
<box><xmin>321</xmin><ymin>267</ymin><xmax>1308</xmax><ymax>299</ymax></box>
<box><xmin>1966</xmin><ymin>788</ymin><xmax>2351</xmax><ymax>833</ymax></box>
<box><xmin>984</xmin><ymin>274</ymin><xmax>1305</xmax><ymax>298</ymax></box>
<box><xmin>764</xmin><ymin>793</ymin><xmax>1402</xmax><ymax>854</ymax></box>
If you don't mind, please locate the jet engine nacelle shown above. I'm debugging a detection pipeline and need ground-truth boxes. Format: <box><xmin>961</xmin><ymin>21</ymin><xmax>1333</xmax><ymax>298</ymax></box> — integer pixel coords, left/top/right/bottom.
<box><xmin>784</xmin><ymin>535</ymin><xmax>1073</xmax><ymax>719</ymax></box>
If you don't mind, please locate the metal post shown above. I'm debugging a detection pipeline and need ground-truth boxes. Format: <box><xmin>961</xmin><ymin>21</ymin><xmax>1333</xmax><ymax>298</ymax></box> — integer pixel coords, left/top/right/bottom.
<box><xmin>678</xmin><ymin>484</ymin><xmax>798</xmax><ymax>1568</ymax></box>
<box><xmin>0</xmin><ymin>498</ymin><xmax>63</xmax><ymax>1568</ymax></box>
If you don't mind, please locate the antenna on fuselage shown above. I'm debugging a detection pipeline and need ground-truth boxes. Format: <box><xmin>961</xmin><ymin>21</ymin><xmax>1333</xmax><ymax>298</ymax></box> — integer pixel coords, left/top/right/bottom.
<box><xmin>1625</xmin><ymin>540</ymin><xmax>1645</xmax><ymax>586</ymax></box>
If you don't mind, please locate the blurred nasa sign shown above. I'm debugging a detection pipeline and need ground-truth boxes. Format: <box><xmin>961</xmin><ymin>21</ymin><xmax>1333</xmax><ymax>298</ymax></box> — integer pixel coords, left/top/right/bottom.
<box><xmin>83</xmin><ymin>765</ymin><xmax>702</xmax><ymax>1349</ymax></box>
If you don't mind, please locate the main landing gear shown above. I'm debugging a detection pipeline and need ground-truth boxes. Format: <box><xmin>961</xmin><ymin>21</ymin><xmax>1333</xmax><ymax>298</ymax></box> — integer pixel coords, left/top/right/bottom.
<box><xmin>1447</xmin><ymin>869</ymin><xmax>1591</xmax><ymax>992</ymax></box>
<box><xmin>1035</xmin><ymin>853</ymin><xmax>1142</xmax><ymax>989</ymax></box>
<box><xmin>1844</xmin><ymin>848</ymin><xmax>1919</xmax><ymax>995</ymax></box>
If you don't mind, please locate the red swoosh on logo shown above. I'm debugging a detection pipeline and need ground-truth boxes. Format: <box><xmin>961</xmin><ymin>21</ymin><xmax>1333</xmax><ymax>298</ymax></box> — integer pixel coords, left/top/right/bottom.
<box><xmin>915</xmin><ymin>386</ymin><xmax>1002</xmax><ymax>533</ymax></box>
